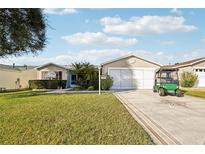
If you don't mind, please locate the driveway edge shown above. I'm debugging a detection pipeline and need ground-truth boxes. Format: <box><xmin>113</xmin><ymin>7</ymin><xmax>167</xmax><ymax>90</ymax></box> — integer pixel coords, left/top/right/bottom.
<box><xmin>114</xmin><ymin>92</ymin><xmax>182</xmax><ymax>145</ymax></box>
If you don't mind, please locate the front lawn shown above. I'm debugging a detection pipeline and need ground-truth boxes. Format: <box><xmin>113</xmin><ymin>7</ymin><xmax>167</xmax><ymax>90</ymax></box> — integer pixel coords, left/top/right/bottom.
<box><xmin>0</xmin><ymin>91</ymin><xmax>153</xmax><ymax>144</ymax></box>
<box><xmin>183</xmin><ymin>88</ymin><xmax>205</xmax><ymax>98</ymax></box>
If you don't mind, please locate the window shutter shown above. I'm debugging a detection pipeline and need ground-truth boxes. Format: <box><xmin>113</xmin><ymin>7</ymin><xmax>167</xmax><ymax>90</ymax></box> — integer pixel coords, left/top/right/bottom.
<box><xmin>59</xmin><ymin>71</ymin><xmax>62</xmax><ymax>80</ymax></box>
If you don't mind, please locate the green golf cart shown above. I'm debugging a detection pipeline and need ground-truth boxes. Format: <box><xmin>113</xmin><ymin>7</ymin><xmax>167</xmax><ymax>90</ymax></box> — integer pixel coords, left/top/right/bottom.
<box><xmin>153</xmin><ymin>67</ymin><xmax>184</xmax><ymax>97</ymax></box>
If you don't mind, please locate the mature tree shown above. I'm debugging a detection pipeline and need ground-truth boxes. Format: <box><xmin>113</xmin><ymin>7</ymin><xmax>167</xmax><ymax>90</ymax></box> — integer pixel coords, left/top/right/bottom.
<box><xmin>0</xmin><ymin>9</ymin><xmax>46</xmax><ymax>57</ymax></box>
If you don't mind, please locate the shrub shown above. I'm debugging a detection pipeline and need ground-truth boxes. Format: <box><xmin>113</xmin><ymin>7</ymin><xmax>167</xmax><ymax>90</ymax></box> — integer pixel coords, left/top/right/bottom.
<box><xmin>180</xmin><ymin>72</ymin><xmax>198</xmax><ymax>87</ymax></box>
<box><xmin>101</xmin><ymin>75</ymin><xmax>113</xmax><ymax>90</ymax></box>
<box><xmin>72</xmin><ymin>85</ymin><xmax>81</xmax><ymax>91</ymax></box>
<box><xmin>87</xmin><ymin>86</ymin><xmax>94</xmax><ymax>91</ymax></box>
<box><xmin>0</xmin><ymin>88</ymin><xmax>30</xmax><ymax>93</ymax></box>
<box><xmin>29</xmin><ymin>80</ymin><xmax>67</xmax><ymax>89</ymax></box>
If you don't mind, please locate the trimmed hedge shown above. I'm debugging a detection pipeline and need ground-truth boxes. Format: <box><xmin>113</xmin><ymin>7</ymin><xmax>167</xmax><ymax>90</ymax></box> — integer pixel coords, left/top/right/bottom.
<box><xmin>29</xmin><ymin>80</ymin><xmax>67</xmax><ymax>89</ymax></box>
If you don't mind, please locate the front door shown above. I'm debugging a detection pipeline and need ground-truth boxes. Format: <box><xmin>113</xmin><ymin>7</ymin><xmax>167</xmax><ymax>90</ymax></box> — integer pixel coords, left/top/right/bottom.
<box><xmin>70</xmin><ymin>74</ymin><xmax>77</xmax><ymax>87</ymax></box>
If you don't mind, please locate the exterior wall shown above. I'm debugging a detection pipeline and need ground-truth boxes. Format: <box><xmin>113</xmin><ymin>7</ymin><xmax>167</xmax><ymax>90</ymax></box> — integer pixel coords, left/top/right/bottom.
<box><xmin>0</xmin><ymin>68</ymin><xmax>38</xmax><ymax>89</ymax></box>
<box><xmin>20</xmin><ymin>69</ymin><xmax>38</xmax><ymax>88</ymax></box>
<box><xmin>102</xmin><ymin>56</ymin><xmax>160</xmax><ymax>75</ymax></box>
<box><xmin>0</xmin><ymin>69</ymin><xmax>22</xmax><ymax>89</ymax></box>
<box><xmin>178</xmin><ymin>66</ymin><xmax>193</xmax><ymax>80</ymax></box>
<box><xmin>37</xmin><ymin>65</ymin><xmax>67</xmax><ymax>80</ymax></box>
<box><xmin>193</xmin><ymin>61</ymin><xmax>205</xmax><ymax>67</ymax></box>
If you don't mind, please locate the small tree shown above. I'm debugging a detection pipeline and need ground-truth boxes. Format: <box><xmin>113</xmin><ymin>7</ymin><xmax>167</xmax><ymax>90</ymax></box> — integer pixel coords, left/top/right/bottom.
<box><xmin>71</xmin><ymin>62</ymin><xmax>98</xmax><ymax>89</ymax></box>
<box><xmin>101</xmin><ymin>75</ymin><xmax>113</xmax><ymax>90</ymax></box>
<box><xmin>180</xmin><ymin>72</ymin><xmax>198</xmax><ymax>87</ymax></box>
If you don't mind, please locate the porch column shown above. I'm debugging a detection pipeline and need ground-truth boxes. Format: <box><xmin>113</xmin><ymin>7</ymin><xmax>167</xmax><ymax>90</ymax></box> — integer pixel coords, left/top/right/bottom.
<box><xmin>98</xmin><ymin>66</ymin><xmax>102</xmax><ymax>95</ymax></box>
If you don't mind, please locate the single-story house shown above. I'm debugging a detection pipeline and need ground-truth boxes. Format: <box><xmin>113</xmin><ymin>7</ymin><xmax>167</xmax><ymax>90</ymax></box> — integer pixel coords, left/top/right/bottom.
<box><xmin>163</xmin><ymin>57</ymin><xmax>205</xmax><ymax>87</ymax></box>
<box><xmin>101</xmin><ymin>54</ymin><xmax>161</xmax><ymax>89</ymax></box>
<box><xmin>0</xmin><ymin>64</ymin><xmax>37</xmax><ymax>89</ymax></box>
<box><xmin>0</xmin><ymin>54</ymin><xmax>205</xmax><ymax>90</ymax></box>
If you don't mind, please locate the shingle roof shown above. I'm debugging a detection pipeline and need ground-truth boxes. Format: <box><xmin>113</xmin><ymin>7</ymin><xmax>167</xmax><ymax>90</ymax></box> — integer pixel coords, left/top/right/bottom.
<box><xmin>16</xmin><ymin>65</ymin><xmax>37</xmax><ymax>71</ymax></box>
<box><xmin>0</xmin><ymin>64</ymin><xmax>20</xmax><ymax>71</ymax></box>
<box><xmin>0</xmin><ymin>64</ymin><xmax>37</xmax><ymax>71</ymax></box>
<box><xmin>160</xmin><ymin>57</ymin><xmax>205</xmax><ymax>69</ymax></box>
<box><xmin>174</xmin><ymin>57</ymin><xmax>205</xmax><ymax>67</ymax></box>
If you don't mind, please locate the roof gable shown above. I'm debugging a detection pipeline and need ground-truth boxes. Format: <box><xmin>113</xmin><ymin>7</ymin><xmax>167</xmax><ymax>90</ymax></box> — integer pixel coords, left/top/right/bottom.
<box><xmin>101</xmin><ymin>54</ymin><xmax>161</xmax><ymax>67</ymax></box>
<box><xmin>36</xmin><ymin>63</ymin><xmax>66</xmax><ymax>70</ymax></box>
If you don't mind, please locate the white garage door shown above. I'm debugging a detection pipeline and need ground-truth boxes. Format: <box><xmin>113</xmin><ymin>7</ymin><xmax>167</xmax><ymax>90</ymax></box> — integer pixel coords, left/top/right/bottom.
<box><xmin>109</xmin><ymin>68</ymin><xmax>155</xmax><ymax>89</ymax></box>
<box><xmin>195</xmin><ymin>69</ymin><xmax>205</xmax><ymax>87</ymax></box>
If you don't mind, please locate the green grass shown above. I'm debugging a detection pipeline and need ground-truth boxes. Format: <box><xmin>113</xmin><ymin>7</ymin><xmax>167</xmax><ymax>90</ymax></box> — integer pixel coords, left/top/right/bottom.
<box><xmin>0</xmin><ymin>91</ymin><xmax>153</xmax><ymax>145</ymax></box>
<box><xmin>184</xmin><ymin>88</ymin><xmax>205</xmax><ymax>98</ymax></box>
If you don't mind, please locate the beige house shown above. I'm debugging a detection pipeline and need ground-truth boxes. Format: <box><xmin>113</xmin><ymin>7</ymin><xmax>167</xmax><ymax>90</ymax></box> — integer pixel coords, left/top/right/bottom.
<box><xmin>101</xmin><ymin>54</ymin><xmax>161</xmax><ymax>89</ymax></box>
<box><xmin>165</xmin><ymin>57</ymin><xmax>205</xmax><ymax>87</ymax></box>
<box><xmin>0</xmin><ymin>55</ymin><xmax>205</xmax><ymax>90</ymax></box>
<box><xmin>0</xmin><ymin>63</ymin><xmax>68</xmax><ymax>89</ymax></box>
<box><xmin>0</xmin><ymin>64</ymin><xmax>37</xmax><ymax>89</ymax></box>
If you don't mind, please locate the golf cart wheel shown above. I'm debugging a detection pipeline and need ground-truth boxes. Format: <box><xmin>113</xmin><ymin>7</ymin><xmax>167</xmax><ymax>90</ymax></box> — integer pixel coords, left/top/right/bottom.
<box><xmin>175</xmin><ymin>89</ymin><xmax>184</xmax><ymax>97</ymax></box>
<box><xmin>159</xmin><ymin>88</ymin><xmax>165</xmax><ymax>96</ymax></box>
<box><xmin>153</xmin><ymin>89</ymin><xmax>157</xmax><ymax>93</ymax></box>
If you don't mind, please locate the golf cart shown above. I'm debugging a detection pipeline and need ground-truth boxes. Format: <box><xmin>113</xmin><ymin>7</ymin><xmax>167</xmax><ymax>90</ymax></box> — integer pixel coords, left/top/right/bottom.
<box><xmin>153</xmin><ymin>67</ymin><xmax>184</xmax><ymax>97</ymax></box>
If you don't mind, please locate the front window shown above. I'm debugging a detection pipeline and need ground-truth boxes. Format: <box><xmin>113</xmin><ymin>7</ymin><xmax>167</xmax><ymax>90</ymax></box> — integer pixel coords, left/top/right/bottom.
<box><xmin>157</xmin><ymin>71</ymin><xmax>178</xmax><ymax>84</ymax></box>
<box><xmin>156</xmin><ymin>71</ymin><xmax>178</xmax><ymax>83</ymax></box>
<box><xmin>41</xmin><ymin>71</ymin><xmax>62</xmax><ymax>80</ymax></box>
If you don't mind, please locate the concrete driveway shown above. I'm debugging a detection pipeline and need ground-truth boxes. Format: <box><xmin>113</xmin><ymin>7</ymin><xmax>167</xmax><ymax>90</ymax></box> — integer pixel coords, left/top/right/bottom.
<box><xmin>114</xmin><ymin>90</ymin><xmax>205</xmax><ymax>145</ymax></box>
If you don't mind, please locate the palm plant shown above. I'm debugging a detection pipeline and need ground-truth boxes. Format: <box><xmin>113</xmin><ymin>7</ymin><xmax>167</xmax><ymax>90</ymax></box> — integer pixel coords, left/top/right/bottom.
<box><xmin>71</xmin><ymin>62</ymin><xmax>84</xmax><ymax>81</ymax></box>
<box><xmin>71</xmin><ymin>62</ymin><xmax>98</xmax><ymax>89</ymax></box>
<box><xmin>83</xmin><ymin>62</ymin><xmax>98</xmax><ymax>81</ymax></box>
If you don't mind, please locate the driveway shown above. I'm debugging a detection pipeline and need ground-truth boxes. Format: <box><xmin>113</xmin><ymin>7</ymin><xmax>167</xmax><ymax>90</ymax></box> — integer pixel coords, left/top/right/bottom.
<box><xmin>114</xmin><ymin>90</ymin><xmax>205</xmax><ymax>145</ymax></box>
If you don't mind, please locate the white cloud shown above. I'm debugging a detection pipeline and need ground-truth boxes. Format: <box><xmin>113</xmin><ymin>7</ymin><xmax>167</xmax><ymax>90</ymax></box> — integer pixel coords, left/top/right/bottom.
<box><xmin>44</xmin><ymin>8</ymin><xmax>78</xmax><ymax>15</ymax></box>
<box><xmin>182</xmin><ymin>50</ymin><xmax>205</xmax><ymax>61</ymax></box>
<box><xmin>160</xmin><ymin>40</ymin><xmax>175</xmax><ymax>45</ymax></box>
<box><xmin>85</xmin><ymin>19</ymin><xmax>89</xmax><ymax>23</ymax></box>
<box><xmin>62</xmin><ymin>32</ymin><xmax>138</xmax><ymax>46</ymax></box>
<box><xmin>100</xmin><ymin>16</ymin><xmax>196</xmax><ymax>35</ymax></box>
<box><xmin>0</xmin><ymin>49</ymin><xmax>176</xmax><ymax>66</ymax></box>
<box><xmin>170</xmin><ymin>8</ymin><xmax>183</xmax><ymax>15</ymax></box>
<box><xmin>156</xmin><ymin>51</ymin><xmax>164</xmax><ymax>56</ymax></box>
<box><xmin>201</xmin><ymin>38</ymin><xmax>205</xmax><ymax>43</ymax></box>
<box><xmin>0</xmin><ymin>49</ymin><xmax>130</xmax><ymax>66</ymax></box>
<box><xmin>1</xmin><ymin>49</ymin><xmax>204</xmax><ymax>66</ymax></box>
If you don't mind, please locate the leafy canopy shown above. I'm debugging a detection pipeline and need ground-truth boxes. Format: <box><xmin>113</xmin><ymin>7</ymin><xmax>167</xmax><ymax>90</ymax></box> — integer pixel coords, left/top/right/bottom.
<box><xmin>0</xmin><ymin>9</ymin><xmax>46</xmax><ymax>57</ymax></box>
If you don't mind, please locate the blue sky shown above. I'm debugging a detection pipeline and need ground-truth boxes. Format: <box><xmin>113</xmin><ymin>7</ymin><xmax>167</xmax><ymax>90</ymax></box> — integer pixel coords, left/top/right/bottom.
<box><xmin>1</xmin><ymin>8</ymin><xmax>205</xmax><ymax>66</ymax></box>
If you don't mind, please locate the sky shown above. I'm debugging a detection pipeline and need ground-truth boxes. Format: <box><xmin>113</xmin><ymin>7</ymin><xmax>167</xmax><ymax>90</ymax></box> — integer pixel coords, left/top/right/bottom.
<box><xmin>1</xmin><ymin>8</ymin><xmax>205</xmax><ymax>66</ymax></box>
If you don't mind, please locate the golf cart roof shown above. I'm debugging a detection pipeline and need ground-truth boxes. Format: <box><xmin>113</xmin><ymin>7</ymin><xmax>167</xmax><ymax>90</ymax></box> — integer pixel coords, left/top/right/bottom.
<box><xmin>156</xmin><ymin>67</ymin><xmax>179</xmax><ymax>73</ymax></box>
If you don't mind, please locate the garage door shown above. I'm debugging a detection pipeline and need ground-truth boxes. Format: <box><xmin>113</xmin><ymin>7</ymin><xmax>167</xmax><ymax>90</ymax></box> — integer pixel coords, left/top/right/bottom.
<box><xmin>109</xmin><ymin>68</ymin><xmax>155</xmax><ymax>89</ymax></box>
<box><xmin>195</xmin><ymin>69</ymin><xmax>205</xmax><ymax>87</ymax></box>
